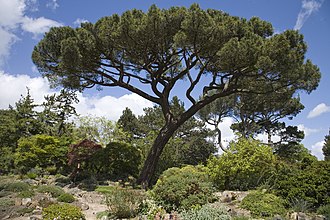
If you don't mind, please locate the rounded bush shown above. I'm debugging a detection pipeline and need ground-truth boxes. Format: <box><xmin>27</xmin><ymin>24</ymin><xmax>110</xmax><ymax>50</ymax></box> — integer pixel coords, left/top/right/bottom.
<box><xmin>151</xmin><ymin>165</ymin><xmax>215</xmax><ymax>211</ymax></box>
<box><xmin>317</xmin><ymin>204</ymin><xmax>330</xmax><ymax>219</ymax></box>
<box><xmin>57</xmin><ymin>193</ymin><xmax>75</xmax><ymax>203</ymax></box>
<box><xmin>97</xmin><ymin>186</ymin><xmax>146</xmax><ymax>219</ymax></box>
<box><xmin>180</xmin><ymin>203</ymin><xmax>231</xmax><ymax>220</ymax></box>
<box><xmin>18</xmin><ymin>190</ymin><xmax>35</xmax><ymax>198</ymax></box>
<box><xmin>274</xmin><ymin>160</ymin><xmax>330</xmax><ymax>208</ymax></box>
<box><xmin>207</xmin><ymin>138</ymin><xmax>276</xmax><ymax>191</ymax></box>
<box><xmin>3</xmin><ymin>181</ymin><xmax>30</xmax><ymax>192</ymax></box>
<box><xmin>42</xmin><ymin>203</ymin><xmax>85</xmax><ymax>220</ymax></box>
<box><xmin>240</xmin><ymin>190</ymin><xmax>286</xmax><ymax>217</ymax></box>
<box><xmin>37</xmin><ymin>185</ymin><xmax>65</xmax><ymax>197</ymax></box>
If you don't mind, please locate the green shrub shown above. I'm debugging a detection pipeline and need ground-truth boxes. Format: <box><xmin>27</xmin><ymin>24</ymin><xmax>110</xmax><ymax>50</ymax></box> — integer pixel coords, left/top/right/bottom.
<box><xmin>90</xmin><ymin>142</ymin><xmax>141</xmax><ymax>180</ymax></box>
<box><xmin>207</xmin><ymin>138</ymin><xmax>276</xmax><ymax>191</ymax></box>
<box><xmin>240</xmin><ymin>191</ymin><xmax>286</xmax><ymax>217</ymax></box>
<box><xmin>42</xmin><ymin>203</ymin><xmax>85</xmax><ymax>220</ymax></box>
<box><xmin>0</xmin><ymin>197</ymin><xmax>15</xmax><ymax>209</ymax></box>
<box><xmin>17</xmin><ymin>207</ymin><xmax>34</xmax><ymax>215</ymax></box>
<box><xmin>3</xmin><ymin>181</ymin><xmax>30</xmax><ymax>192</ymax></box>
<box><xmin>138</xmin><ymin>198</ymin><xmax>166</xmax><ymax>220</ymax></box>
<box><xmin>57</xmin><ymin>193</ymin><xmax>75</xmax><ymax>203</ymax></box>
<box><xmin>151</xmin><ymin>165</ymin><xmax>215</xmax><ymax>211</ymax></box>
<box><xmin>96</xmin><ymin>211</ymin><xmax>110</xmax><ymax>219</ymax></box>
<box><xmin>37</xmin><ymin>185</ymin><xmax>65</xmax><ymax>197</ymax></box>
<box><xmin>26</xmin><ymin>172</ymin><xmax>38</xmax><ymax>179</ymax></box>
<box><xmin>0</xmin><ymin>191</ymin><xmax>11</xmax><ymax>197</ymax></box>
<box><xmin>14</xmin><ymin>135</ymin><xmax>69</xmax><ymax>174</ymax></box>
<box><xmin>55</xmin><ymin>176</ymin><xmax>71</xmax><ymax>185</ymax></box>
<box><xmin>274</xmin><ymin>160</ymin><xmax>330</xmax><ymax>208</ymax></box>
<box><xmin>317</xmin><ymin>204</ymin><xmax>330</xmax><ymax>219</ymax></box>
<box><xmin>180</xmin><ymin>203</ymin><xmax>231</xmax><ymax>220</ymax></box>
<box><xmin>18</xmin><ymin>190</ymin><xmax>35</xmax><ymax>198</ymax></box>
<box><xmin>78</xmin><ymin>175</ymin><xmax>98</xmax><ymax>191</ymax></box>
<box><xmin>98</xmin><ymin>186</ymin><xmax>146</xmax><ymax>219</ymax></box>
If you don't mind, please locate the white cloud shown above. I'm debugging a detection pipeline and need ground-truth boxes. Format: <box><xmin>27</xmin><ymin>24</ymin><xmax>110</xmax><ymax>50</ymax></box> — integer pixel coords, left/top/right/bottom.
<box><xmin>307</xmin><ymin>103</ymin><xmax>330</xmax><ymax>118</ymax></box>
<box><xmin>46</xmin><ymin>0</ymin><xmax>59</xmax><ymax>10</ymax></box>
<box><xmin>294</xmin><ymin>0</ymin><xmax>323</xmax><ymax>30</ymax></box>
<box><xmin>21</xmin><ymin>16</ymin><xmax>62</xmax><ymax>37</ymax></box>
<box><xmin>218</xmin><ymin>117</ymin><xmax>236</xmax><ymax>146</ymax></box>
<box><xmin>26</xmin><ymin>0</ymin><xmax>38</xmax><ymax>12</ymax></box>
<box><xmin>206</xmin><ymin>117</ymin><xmax>236</xmax><ymax>154</ymax></box>
<box><xmin>0</xmin><ymin>0</ymin><xmax>25</xmax><ymax>29</ymax></box>
<box><xmin>73</xmin><ymin>18</ymin><xmax>89</xmax><ymax>27</ymax></box>
<box><xmin>256</xmin><ymin>132</ymin><xmax>281</xmax><ymax>144</ymax></box>
<box><xmin>0</xmin><ymin>28</ymin><xmax>18</xmax><ymax>66</ymax></box>
<box><xmin>0</xmin><ymin>71</ymin><xmax>153</xmax><ymax>121</ymax></box>
<box><xmin>309</xmin><ymin>140</ymin><xmax>324</xmax><ymax>160</ymax></box>
<box><xmin>297</xmin><ymin>124</ymin><xmax>320</xmax><ymax>136</ymax></box>
<box><xmin>0</xmin><ymin>0</ymin><xmax>62</xmax><ymax>66</ymax></box>
<box><xmin>75</xmin><ymin>93</ymin><xmax>153</xmax><ymax>121</ymax></box>
<box><xmin>0</xmin><ymin>71</ymin><xmax>54</xmax><ymax>108</ymax></box>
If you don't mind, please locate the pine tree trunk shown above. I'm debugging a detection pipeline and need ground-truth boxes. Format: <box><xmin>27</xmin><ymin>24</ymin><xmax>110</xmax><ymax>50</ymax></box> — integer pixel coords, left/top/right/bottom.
<box><xmin>137</xmin><ymin>123</ymin><xmax>177</xmax><ymax>188</ymax></box>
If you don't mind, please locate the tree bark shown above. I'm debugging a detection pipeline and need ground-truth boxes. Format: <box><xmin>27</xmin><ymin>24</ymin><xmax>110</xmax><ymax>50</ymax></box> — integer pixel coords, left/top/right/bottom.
<box><xmin>137</xmin><ymin>122</ymin><xmax>178</xmax><ymax>188</ymax></box>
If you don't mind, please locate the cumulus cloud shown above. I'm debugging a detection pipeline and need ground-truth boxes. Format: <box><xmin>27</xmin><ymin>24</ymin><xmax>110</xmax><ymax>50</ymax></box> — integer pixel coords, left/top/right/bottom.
<box><xmin>0</xmin><ymin>71</ymin><xmax>152</xmax><ymax>120</ymax></box>
<box><xmin>0</xmin><ymin>0</ymin><xmax>62</xmax><ymax>66</ymax></box>
<box><xmin>0</xmin><ymin>71</ymin><xmax>54</xmax><ymax>108</ymax></box>
<box><xmin>75</xmin><ymin>93</ymin><xmax>153</xmax><ymax>121</ymax></box>
<box><xmin>205</xmin><ymin>117</ymin><xmax>236</xmax><ymax>154</ymax></box>
<box><xmin>21</xmin><ymin>16</ymin><xmax>62</xmax><ymax>37</ymax></box>
<box><xmin>307</xmin><ymin>103</ymin><xmax>330</xmax><ymax>118</ymax></box>
<box><xmin>297</xmin><ymin>124</ymin><xmax>320</xmax><ymax>136</ymax></box>
<box><xmin>46</xmin><ymin>0</ymin><xmax>59</xmax><ymax>10</ymax></box>
<box><xmin>310</xmin><ymin>140</ymin><xmax>325</xmax><ymax>160</ymax></box>
<box><xmin>218</xmin><ymin>117</ymin><xmax>236</xmax><ymax>146</ymax></box>
<box><xmin>73</xmin><ymin>18</ymin><xmax>89</xmax><ymax>27</ymax></box>
<box><xmin>294</xmin><ymin>0</ymin><xmax>323</xmax><ymax>30</ymax></box>
<box><xmin>0</xmin><ymin>29</ymin><xmax>18</xmax><ymax>66</ymax></box>
<box><xmin>0</xmin><ymin>0</ymin><xmax>25</xmax><ymax>29</ymax></box>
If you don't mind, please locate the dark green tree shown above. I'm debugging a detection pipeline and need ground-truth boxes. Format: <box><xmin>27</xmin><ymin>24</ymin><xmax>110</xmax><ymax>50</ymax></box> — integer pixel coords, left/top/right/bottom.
<box><xmin>231</xmin><ymin>91</ymin><xmax>304</xmax><ymax>144</ymax></box>
<box><xmin>32</xmin><ymin>5</ymin><xmax>320</xmax><ymax>186</ymax></box>
<box><xmin>15</xmin><ymin>89</ymin><xmax>43</xmax><ymax>137</ymax></box>
<box><xmin>0</xmin><ymin>108</ymin><xmax>18</xmax><ymax>148</ymax></box>
<box><xmin>0</xmin><ymin>108</ymin><xmax>18</xmax><ymax>173</ymax></box>
<box><xmin>117</xmin><ymin>107</ymin><xmax>141</xmax><ymax>139</ymax></box>
<box><xmin>323</xmin><ymin>131</ymin><xmax>330</xmax><ymax>161</ymax></box>
<box><xmin>273</xmin><ymin>125</ymin><xmax>308</xmax><ymax>163</ymax></box>
<box><xmin>41</xmin><ymin>89</ymin><xmax>79</xmax><ymax>136</ymax></box>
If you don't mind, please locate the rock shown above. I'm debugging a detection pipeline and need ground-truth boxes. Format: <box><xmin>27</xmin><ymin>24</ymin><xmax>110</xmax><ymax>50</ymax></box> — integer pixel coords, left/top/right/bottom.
<box><xmin>80</xmin><ymin>202</ymin><xmax>89</xmax><ymax>210</ymax></box>
<box><xmin>273</xmin><ymin>214</ymin><xmax>283</xmax><ymax>220</ymax></box>
<box><xmin>290</xmin><ymin>212</ymin><xmax>310</xmax><ymax>220</ymax></box>
<box><xmin>29</xmin><ymin>215</ymin><xmax>42</xmax><ymax>220</ymax></box>
<box><xmin>100</xmin><ymin>216</ymin><xmax>109</xmax><ymax>220</ymax></box>
<box><xmin>314</xmin><ymin>215</ymin><xmax>326</xmax><ymax>220</ymax></box>
<box><xmin>215</xmin><ymin>191</ymin><xmax>249</xmax><ymax>203</ymax></box>
<box><xmin>22</xmin><ymin>198</ymin><xmax>32</xmax><ymax>206</ymax></box>
<box><xmin>32</xmin><ymin>209</ymin><xmax>42</xmax><ymax>215</ymax></box>
<box><xmin>14</xmin><ymin>198</ymin><xmax>22</xmax><ymax>206</ymax></box>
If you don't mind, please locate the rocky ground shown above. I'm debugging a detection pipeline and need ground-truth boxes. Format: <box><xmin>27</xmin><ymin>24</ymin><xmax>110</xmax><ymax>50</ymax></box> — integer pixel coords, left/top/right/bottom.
<box><xmin>0</xmin><ymin>176</ymin><xmax>327</xmax><ymax>220</ymax></box>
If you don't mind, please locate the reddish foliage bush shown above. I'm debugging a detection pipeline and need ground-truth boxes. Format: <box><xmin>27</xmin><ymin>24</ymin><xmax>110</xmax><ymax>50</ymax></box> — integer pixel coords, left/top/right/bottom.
<box><xmin>68</xmin><ymin>139</ymin><xmax>102</xmax><ymax>178</ymax></box>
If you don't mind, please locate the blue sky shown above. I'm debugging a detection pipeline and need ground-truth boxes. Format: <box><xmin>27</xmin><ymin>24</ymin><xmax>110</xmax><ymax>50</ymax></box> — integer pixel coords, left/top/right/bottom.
<box><xmin>0</xmin><ymin>0</ymin><xmax>329</xmax><ymax>159</ymax></box>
